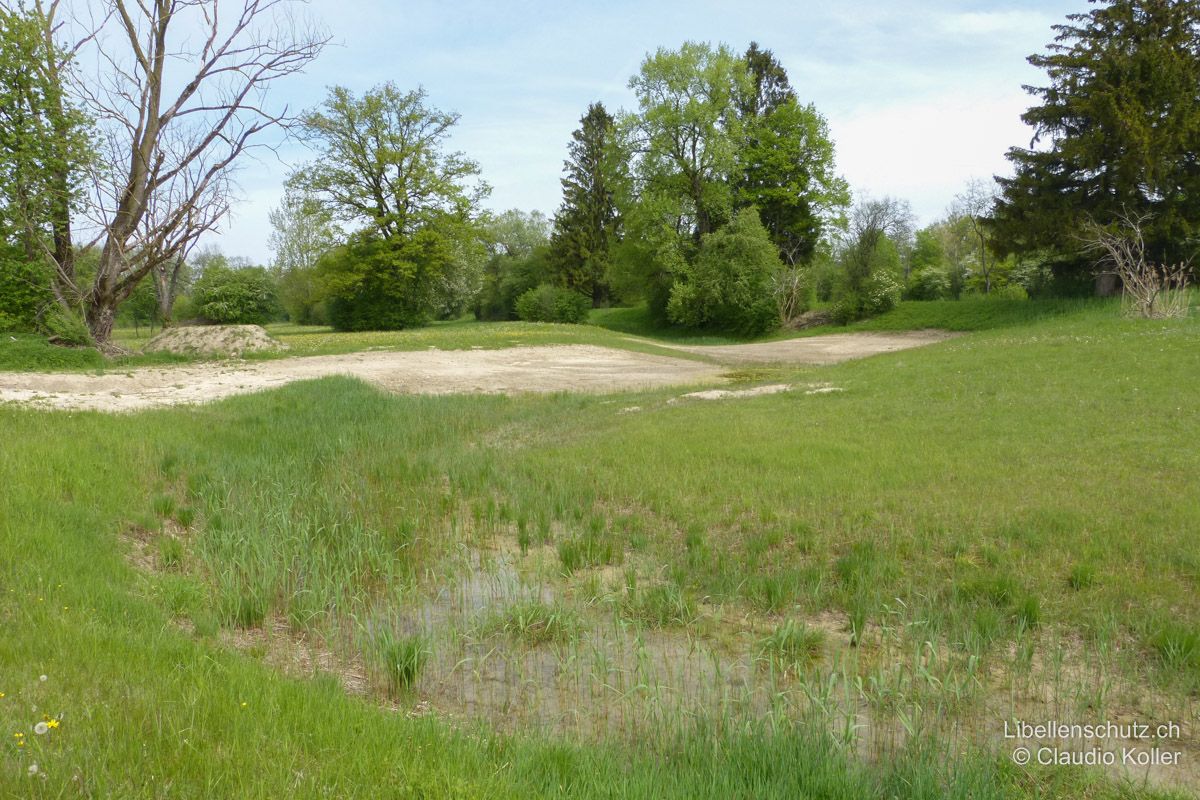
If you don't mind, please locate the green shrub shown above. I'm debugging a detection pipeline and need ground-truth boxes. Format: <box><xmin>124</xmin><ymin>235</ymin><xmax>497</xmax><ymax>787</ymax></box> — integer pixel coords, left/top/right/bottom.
<box><xmin>193</xmin><ymin>265</ymin><xmax>280</xmax><ymax>324</ymax></box>
<box><xmin>474</xmin><ymin>247</ymin><xmax>552</xmax><ymax>321</ymax></box>
<box><xmin>320</xmin><ymin>232</ymin><xmax>453</xmax><ymax>331</ymax></box>
<box><xmin>0</xmin><ymin>250</ymin><xmax>52</xmax><ymax>331</ymax></box>
<box><xmin>665</xmin><ymin>208</ymin><xmax>782</xmax><ymax>336</ymax></box>
<box><xmin>905</xmin><ymin>267</ymin><xmax>950</xmax><ymax>300</ymax></box>
<box><xmin>278</xmin><ymin>265</ymin><xmax>326</xmax><ymax>325</ymax></box>
<box><xmin>40</xmin><ymin>304</ymin><xmax>92</xmax><ymax>345</ymax></box>
<box><xmin>991</xmin><ymin>283</ymin><xmax>1029</xmax><ymax>301</ymax></box>
<box><xmin>515</xmin><ymin>283</ymin><xmax>591</xmax><ymax>324</ymax></box>
<box><xmin>831</xmin><ymin>270</ymin><xmax>901</xmax><ymax>325</ymax></box>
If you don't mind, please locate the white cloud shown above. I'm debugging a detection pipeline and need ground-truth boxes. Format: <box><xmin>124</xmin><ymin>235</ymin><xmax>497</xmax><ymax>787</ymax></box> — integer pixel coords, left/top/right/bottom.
<box><xmin>828</xmin><ymin>89</ymin><xmax>1034</xmax><ymax>222</ymax></box>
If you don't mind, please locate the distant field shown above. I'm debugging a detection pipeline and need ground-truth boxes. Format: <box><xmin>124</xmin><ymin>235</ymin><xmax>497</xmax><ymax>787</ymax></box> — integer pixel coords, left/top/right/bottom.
<box><xmin>1</xmin><ymin>301</ymin><xmax>1197</xmax><ymax>797</ymax></box>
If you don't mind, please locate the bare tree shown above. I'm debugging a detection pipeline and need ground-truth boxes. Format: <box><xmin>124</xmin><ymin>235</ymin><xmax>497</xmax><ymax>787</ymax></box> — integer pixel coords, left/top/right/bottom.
<box><xmin>841</xmin><ymin>195</ymin><xmax>914</xmax><ymax>287</ymax></box>
<box><xmin>45</xmin><ymin>0</ymin><xmax>326</xmax><ymax>346</ymax></box>
<box><xmin>951</xmin><ymin>177</ymin><xmax>999</xmax><ymax>294</ymax></box>
<box><xmin>1084</xmin><ymin>212</ymin><xmax>1191</xmax><ymax>319</ymax></box>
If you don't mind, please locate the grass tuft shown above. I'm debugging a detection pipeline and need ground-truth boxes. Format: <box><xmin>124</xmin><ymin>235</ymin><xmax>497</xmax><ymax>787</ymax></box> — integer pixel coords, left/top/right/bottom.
<box><xmin>757</xmin><ymin>620</ymin><xmax>825</xmax><ymax>676</ymax></box>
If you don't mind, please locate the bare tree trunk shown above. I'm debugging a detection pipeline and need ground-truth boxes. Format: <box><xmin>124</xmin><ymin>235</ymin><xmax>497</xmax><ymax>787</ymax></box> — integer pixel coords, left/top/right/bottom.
<box><xmin>54</xmin><ymin>0</ymin><xmax>327</xmax><ymax>345</ymax></box>
<box><xmin>153</xmin><ymin>255</ymin><xmax>185</xmax><ymax>326</ymax></box>
<box><xmin>85</xmin><ymin>298</ymin><xmax>117</xmax><ymax>345</ymax></box>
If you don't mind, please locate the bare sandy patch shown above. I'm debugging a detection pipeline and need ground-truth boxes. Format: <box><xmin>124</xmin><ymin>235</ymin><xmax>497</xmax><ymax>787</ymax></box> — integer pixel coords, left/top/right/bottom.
<box><xmin>661</xmin><ymin>329</ymin><xmax>958</xmax><ymax>365</ymax></box>
<box><xmin>677</xmin><ymin>383</ymin><xmax>793</xmax><ymax>401</ymax></box>
<box><xmin>0</xmin><ymin>331</ymin><xmax>954</xmax><ymax>412</ymax></box>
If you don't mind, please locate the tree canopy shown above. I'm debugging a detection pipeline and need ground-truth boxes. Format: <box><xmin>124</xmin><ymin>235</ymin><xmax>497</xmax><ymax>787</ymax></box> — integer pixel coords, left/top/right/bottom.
<box><xmin>291</xmin><ymin>84</ymin><xmax>488</xmax><ymax>241</ymax></box>
<box><xmin>992</xmin><ymin>0</ymin><xmax>1200</xmax><ymax>271</ymax></box>
<box><xmin>611</xmin><ymin>41</ymin><xmax>848</xmax><ymax>329</ymax></box>
<box><xmin>548</xmin><ymin>102</ymin><xmax>623</xmax><ymax>305</ymax></box>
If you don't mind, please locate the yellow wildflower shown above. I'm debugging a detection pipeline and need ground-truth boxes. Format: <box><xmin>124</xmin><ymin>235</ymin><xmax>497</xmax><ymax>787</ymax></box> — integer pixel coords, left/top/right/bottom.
<box><xmin>47</xmin><ymin>720</ymin><xmax>59</xmax><ymax>730</ymax></box>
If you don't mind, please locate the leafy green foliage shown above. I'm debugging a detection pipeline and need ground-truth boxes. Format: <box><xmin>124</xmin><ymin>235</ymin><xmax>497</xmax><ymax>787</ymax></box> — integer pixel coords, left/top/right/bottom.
<box><xmin>277</xmin><ymin>265</ymin><xmax>326</xmax><ymax>326</ymax></box>
<box><xmin>269</xmin><ymin>188</ymin><xmax>341</xmax><ymax>325</ymax></box>
<box><xmin>292</xmin><ymin>84</ymin><xmax>487</xmax><ymax>240</ymax></box>
<box><xmin>992</xmin><ymin>0</ymin><xmax>1200</xmax><ymax>268</ymax></box>
<box><xmin>625</xmin><ymin>42</ymin><xmax>748</xmax><ymax>241</ymax></box>
<box><xmin>905</xmin><ymin>267</ymin><xmax>951</xmax><ymax>301</ymax></box>
<box><xmin>0</xmin><ymin>247</ymin><xmax>51</xmax><ymax>330</ymax></box>
<box><xmin>515</xmin><ymin>283</ymin><xmax>591</xmax><ymax>324</ymax></box>
<box><xmin>474</xmin><ymin>211</ymin><xmax>552</xmax><ymax>321</ymax></box>
<box><xmin>831</xmin><ymin>199</ymin><xmax>912</xmax><ymax>323</ymax></box>
<box><xmin>291</xmin><ymin>84</ymin><xmax>488</xmax><ymax>326</ymax></box>
<box><xmin>666</xmin><ymin>208</ymin><xmax>781</xmax><ymax>335</ymax></box>
<box><xmin>321</xmin><ymin>232</ymin><xmax>452</xmax><ymax>331</ymax></box>
<box><xmin>831</xmin><ymin>270</ymin><xmax>902</xmax><ymax>325</ymax></box>
<box><xmin>614</xmin><ymin>42</ymin><xmax>847</xmax><ymax>330</ymax></box>
<box><xmin>193</xmin><ymin>265</ymin><xmax>280</xmax><ymax>325</ymax></box>
<box><xmin>40</xmin><ymin>303</ymin><xmax>91</xmax><ymax>345</ymax></box>
<box><xmin>0</xmin><ymin>6</ymin><xmax>92</xmax><ymax>256</ymax></box>
<box><xmin>476</xmin><ymin>248</ymin><xmax>552</xmax><ymax>321</ymax></box>
<box><xmin>118</xmin><ymin>276</ymin><xmax>161</xmax><ymax>333</ymax></box>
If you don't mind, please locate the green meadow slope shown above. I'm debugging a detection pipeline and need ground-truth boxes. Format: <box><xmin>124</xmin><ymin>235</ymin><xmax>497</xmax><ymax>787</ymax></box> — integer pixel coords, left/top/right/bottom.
<box><xmin>1</xmin><ymin>302</ymin><xmax>1196</xmax><ymax>798</ymax></box>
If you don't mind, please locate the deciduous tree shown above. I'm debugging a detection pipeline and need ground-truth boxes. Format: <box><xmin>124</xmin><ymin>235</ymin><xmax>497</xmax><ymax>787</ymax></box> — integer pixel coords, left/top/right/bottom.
<box><xmin>0</xmin><ymin>3</ymin><xmax>91</xmax><ymax>291</ymax></box>
<box><xmin>291</xmin><ymin>84</ymin><xmax>487</xmax><ymax>240</ymax></box>
<box><xmin>952</xmin><ymin>178</ymin><xmax>1000</xmax><ymax>294</ymax></box>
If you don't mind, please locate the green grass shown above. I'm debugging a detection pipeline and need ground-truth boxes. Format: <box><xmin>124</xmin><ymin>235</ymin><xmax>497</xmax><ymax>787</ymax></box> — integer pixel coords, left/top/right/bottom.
<box><xmin>837</xmin><ymin>296</ymin><xmax>1114</xmax><ymax>332</ymax></box>
<box><xmin>588</xmin><ymin>305</ymin><xmax>766</xmax><ymax>344</ymax></box>
<box><xmin>0</xmin><ymin>332</ymin><xmax>107</xmax><ymax>370</ymax></box>
<box><xmin>477</xmin><ymin>601</ymin><xmax>584</xmax><ymax>646</ymax></box>
<box><xmin>1</xmin><ymin>300</ymin><xmax>1197</xmax><ymax>797</ymax></box>
<box><xmin>757</xmin><ymin>620</ymin><xmax>826</xmax><ymax>676</ymax></box>
<box><xmin>590</xmin><ymin>297</ymin><xmax>1118</xmax><ymax>341</ymax></box>
<box><xmin>114</xmin><ymin>316</ymin><xmax>708</xmax><ymax>361</ymax></box>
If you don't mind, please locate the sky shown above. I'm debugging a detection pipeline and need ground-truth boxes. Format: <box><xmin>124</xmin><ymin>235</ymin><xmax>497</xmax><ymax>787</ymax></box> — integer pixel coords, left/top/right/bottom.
<box><xmin>200</xmin><ymin>0</ymin><xmax>1092</xmax><ymax>263</ymax></box>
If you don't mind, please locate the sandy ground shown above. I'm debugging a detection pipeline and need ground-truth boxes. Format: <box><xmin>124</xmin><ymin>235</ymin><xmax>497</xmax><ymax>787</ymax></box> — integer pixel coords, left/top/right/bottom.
<box><xmin>659</xmin><ymin>330</ymin><xmax>956</xmax><ymax>364</ymax></box>
<box><xmin>0</xmin><ymin>331</ymin><xmax>954</xmax><ymax>412</ymax></box>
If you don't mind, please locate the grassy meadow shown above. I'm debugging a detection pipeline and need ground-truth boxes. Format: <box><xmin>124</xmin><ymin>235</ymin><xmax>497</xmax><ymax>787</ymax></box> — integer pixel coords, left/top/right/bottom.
<box><xmin>1</xmin><ymin>300</ymin><xmax>1198</xmax><ymax>797</ymax></box>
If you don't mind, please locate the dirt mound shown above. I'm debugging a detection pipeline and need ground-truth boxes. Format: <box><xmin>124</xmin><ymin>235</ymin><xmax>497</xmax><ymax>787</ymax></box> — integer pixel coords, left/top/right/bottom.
<box><xmin>143</xmin><ymin>324</ymin><xmax>287</xmax><ymax>358</ymax></box>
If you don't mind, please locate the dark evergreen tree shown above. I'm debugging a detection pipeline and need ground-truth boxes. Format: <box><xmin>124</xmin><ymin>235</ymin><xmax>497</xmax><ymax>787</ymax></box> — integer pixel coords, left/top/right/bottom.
<box><xmin>992</xmin><ymin>0</ymin><xmax>1200</xmax><ymax>273</ymax></box>
<box><xmin>735</xmin><ymin>43</ymin><xmax>849</xmax><ymax>266</ymax></box>
<box><xmin>549</xmin><ymin>103</ymin><xmax>622</xmax><ymax>305</ymax></box>
<box><xmin>738</xmin><ymin>41</ymin><xmax>795</xmax><ymax>118</ymax></box>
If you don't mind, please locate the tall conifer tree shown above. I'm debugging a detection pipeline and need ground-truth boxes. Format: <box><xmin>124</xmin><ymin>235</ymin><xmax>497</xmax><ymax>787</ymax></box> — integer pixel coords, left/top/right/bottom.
<box><xmin>549</xmin><ymin>102</ymin><xmax>622</xmax><ymax>305</ymax></box>
<box><xmin>992</xmin><ymin>0</ymin><xmax>1200</xmax><ymax>271</ymax></box>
